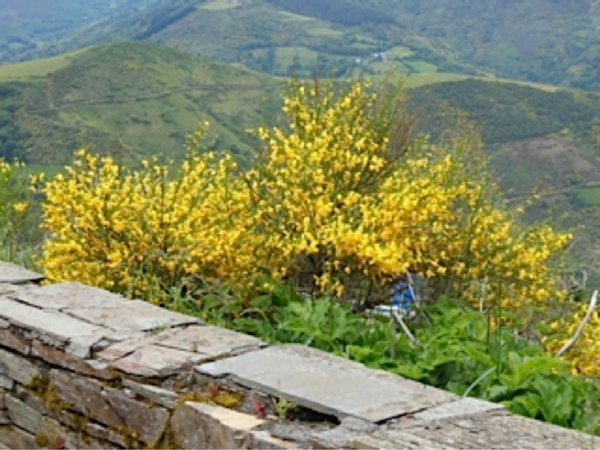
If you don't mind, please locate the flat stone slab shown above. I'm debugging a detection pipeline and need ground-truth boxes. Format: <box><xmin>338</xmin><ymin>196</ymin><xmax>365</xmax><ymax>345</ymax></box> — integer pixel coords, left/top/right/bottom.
<box><xmin>0</xmin><ymin>295</ymin><xmax>139</xmax><ymax>358</ymax></box>
<box><xmin>157</xmin><ymin>325</ymin><xmax>265</xmax><ymax>356</ymax></box>
<box><xmin>388</xmin><ymin>407</ymin><xmax>600</xmax><ymax>449</ymax></box>
<box><xmin>197</xmin><ymin>344</ymin><xmax>455</xmax><ymax>423</ymax></box>
<box><xmin>66</xmin><ymin>299</ymin><xmax>200</xmax><ymax>332</ymax></box>
<box><xmin>397</xmin><ymin>397</ymin><xmax>506</xmax><ymax>427</ymax></box>
<box><xmin>0</xmin><ymin>348</ymin><xmax>41</xmax><ymax>385</ymax></box>
<box><xmin>106</xmin><ymin>326</ymin><xmax>266</xmax><ymax>377</ymax></box>
<box><xmin>0</xmin><ymin>296</ymin><xmax>107</xmax><ymax>356</ymax></box>
<box><xmin>12</xmin><ymin>282</ymin><xmax>126</xmax><ymax>310</ymax></box>
<box><xmin>110</xmin><ymin>344</ymin><xmax>207</xmax><ymax>377</ymax></box>
<box><xmin>96</xmin><ymin>328</ymin><xmax>181</xmax><ymax>361</ymax></box>
<box><xmin>0</xmin><ymin>262</ymin><xmax>43</xmax><ymax>284</ymax></box>
<box><xmin>0</xmin><ymin>283</ymin><xmax>25</xmax><ymax>297</ymax></box>
<box><xmin>98</xmin><ymin>325</ymin><xmax>265</xmax><ymax>364</ymax></box>
<box><xmin>0</xmin><ymin>296</ymin><xmax>105</xmax><ymax>341</ymax></box>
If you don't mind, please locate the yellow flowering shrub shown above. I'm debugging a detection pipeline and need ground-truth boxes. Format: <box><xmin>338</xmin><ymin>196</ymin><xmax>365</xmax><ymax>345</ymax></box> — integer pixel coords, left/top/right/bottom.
<box><xmin>243</xmin><ymin>80</ymin><xmax>570</xmax><ymax>318</ymax></box>
<box><xmin>42</xmin><ymin>147</ymin><xmax>258</xmax><ymax>302</ymax></box>
<box><xmin>42</xmin><ymin>78</ymin><xmax>580</xmax><ymax>361</ymax></box>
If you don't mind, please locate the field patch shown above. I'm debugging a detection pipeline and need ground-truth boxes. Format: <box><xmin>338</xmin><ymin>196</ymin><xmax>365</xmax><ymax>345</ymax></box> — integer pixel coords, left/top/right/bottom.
<box><xmin>200</xmin><ymin>0</ymin><xmax>240</xmax><ymax>11</ymax></box>
<box><xmin>574</xmin><ymin>187</ymin><xmax>600</xmax><ymax>206</ymax></box>
<box><xmin>0</xmin><ymin>48</ymin><xmax>88</xmax><ymax>81</ymax></box>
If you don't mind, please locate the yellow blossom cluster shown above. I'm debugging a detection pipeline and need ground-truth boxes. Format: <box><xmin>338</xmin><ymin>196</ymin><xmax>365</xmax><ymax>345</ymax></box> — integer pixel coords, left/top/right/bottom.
<box><xmin>42</xmin><ymin>79</ymin><xmax>570</xmax><ymax>326</ymax></box>
<box><xmin>242</xmin><ymin>80</ymin><xmax>571</xmax><ymax>314</ymax></box>
<box><xmin>42</xmin><ymin>149</ymin><xmax>256</xmax><ymax>302</ymax></box>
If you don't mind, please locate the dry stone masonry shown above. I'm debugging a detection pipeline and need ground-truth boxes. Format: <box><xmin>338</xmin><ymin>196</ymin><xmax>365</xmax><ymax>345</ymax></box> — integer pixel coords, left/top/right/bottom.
<box><xmin>0</xmin><ymin>260</ymin><xmax>598</xmax><ymax>449</ymax></box>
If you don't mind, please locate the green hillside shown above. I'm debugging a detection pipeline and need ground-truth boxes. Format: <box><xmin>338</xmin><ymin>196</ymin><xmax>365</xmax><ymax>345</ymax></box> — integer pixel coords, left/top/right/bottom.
<box><xmin>379</xmin><ymin>0</ymin><xmax>600</xmax><ymax>90</ymax></box>
<box><xmin>8</xmin><ymin>0</ymin><xmax>474</xmax><ymax>80</ymax></box>
<box><xmin>258</xmin><ymin>0</ymin><xmax>600</xmax><ymax>90</ymax></box>
<box><xmin>409</xmin><ymin>79</ymin><xmax>600</xmax><ymax>144</ymax></box>
<box><xmin>8</xmin><ymin>0</ymin><xmax>600</xmax><ymax>91</ymax></box>
<box><xmin>0</xmin><ymin>42</ymin><xmax>280</xmax><ymax>166</ymax></box>
<box><xmin>0</xmin><ymin>0</ymin><xmax>164</xmax><ymax>63</ymax></box>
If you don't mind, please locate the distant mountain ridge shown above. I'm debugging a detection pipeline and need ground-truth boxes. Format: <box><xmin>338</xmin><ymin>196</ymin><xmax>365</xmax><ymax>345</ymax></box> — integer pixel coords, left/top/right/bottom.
<box><xmin>0</xmin><ymin>0</ymin><xmax>164</xmax><ymax>63</ymax></box>
<box><xmin>5</xmin><ymin>0</ymin><xmax>600</xmax><ymax>90</ymax></box>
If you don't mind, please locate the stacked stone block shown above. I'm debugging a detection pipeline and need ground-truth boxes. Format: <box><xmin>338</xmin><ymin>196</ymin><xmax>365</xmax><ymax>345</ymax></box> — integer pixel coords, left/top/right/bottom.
<box><xmin>0</xmin><ymin>261</ymin><xmax>598</xmax><ymax>449</ymax></box>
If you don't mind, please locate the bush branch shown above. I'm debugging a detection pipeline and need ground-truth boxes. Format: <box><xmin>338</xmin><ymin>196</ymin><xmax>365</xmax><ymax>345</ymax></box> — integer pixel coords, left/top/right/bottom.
<box><xmin>555</xmin><ymin>290</ymin><xmax>598</xmax><ymax>358</ymax></box>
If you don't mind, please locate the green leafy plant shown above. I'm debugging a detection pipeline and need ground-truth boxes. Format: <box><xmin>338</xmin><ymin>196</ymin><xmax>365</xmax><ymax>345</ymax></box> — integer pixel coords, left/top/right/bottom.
<box><xmin>176</xmin><ymin>282</ymin><xmax>600</xmax><ymax>435</ymax></box>
<box><xmin>0</xmin><ymin>160</ymin><xmax>43</xmax><ymax>267</ymax></box>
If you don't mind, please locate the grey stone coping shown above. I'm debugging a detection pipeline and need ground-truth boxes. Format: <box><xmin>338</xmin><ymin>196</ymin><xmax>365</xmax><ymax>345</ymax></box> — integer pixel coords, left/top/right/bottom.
<box><xmin>99</xmin><ymin>325</ymin><xmax>266</xmax><ymax>377</ymax></box>
<box><xmin>157</xmin><ymin>325</ymin><xmax>266</xmax><ymax>355</ymax></box>
<box><xmin>0</xmin><ymin>296</ymin><xmax>108</xmax><ymax>349</ymax></box>
<box><xmin>110</xmin><ymin>344</ymin><xmax>208</xmax><ymax>377</ymax></box>
<box><xmin>12</xmin><ymin>282</ymin><xmax>126</xmax><ymax>310</ymax></box>
<box><xmin>2</xmin><ymin>283</ymin><xmax>205</xmax><ymax>359</ymax></box>
<box><xmin>65</xmin><ymin>299</ymin><xmax>200</xmax><ymax>332</ymax></box>
<box><xmin>0</xmin><ymin>262</ymin><xmax>43</xmax><ymax>284</ymax></box>
<box><xmin>197</xmin><ymin>344</ymin><xmax>455</xmax><ymax>423</ymax></box>
<box><xmin>12</xmin><ymin>282</ymin><xmax>202</xmax><ymax>332</ymax></box>
<box><xmin>0</xmin><ymin>284</ymin><xmax>24</xmax><ymax>297</ymax></box>
<box><xmin>386</xmin><ymin>406</ymin><xmax>600</xmax><ymax>449</ymax></box>
<box><xmin>398</xmin><ymin>397</ymin><xmax>506</xmax><ymax>426</ymax></box>
<box><xmin>0</xmin><ymin>296</ymin><xmax>146</xmax><ymax>359</ymax></box>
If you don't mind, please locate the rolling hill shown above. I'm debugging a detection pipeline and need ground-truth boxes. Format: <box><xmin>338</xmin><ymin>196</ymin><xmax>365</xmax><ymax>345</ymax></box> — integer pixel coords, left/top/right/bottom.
<box><xmin>0</xmin><ymin>42</ymin><xmax>280</xmax><ymax>166</ymax></box>
<box><xmin>6</xmin><ymin>0</ymin><xmax>600</xmax><ymax>91</ymax></box>
<box><xmin>1</xmin><ymin>0</ymin><xmax>477</xmax><ymax>80</ymax></box>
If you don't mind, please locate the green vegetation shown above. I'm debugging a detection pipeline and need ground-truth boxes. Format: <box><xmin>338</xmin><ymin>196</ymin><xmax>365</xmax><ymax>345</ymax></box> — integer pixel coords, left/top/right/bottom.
<box><xmin>409</xmin><ymin>79</ymin><xmax>600</xmax><ymax>144</ymax></box>
<box><xmin>0</xmin><ymin>0</ymin><xmax>163</xmax><ymax>62</ymax></box>
<box><xmin>0</xmin><ymin>83</ymin><xmax>30</xmax><ymax>161</ymax></box>
<box><xmin>573</xmin><ymin>187</ymin><xmax>600</xmax><ymax>207</ymax></box>
<box><xmin>4</xmin><ymin>40</ymin><xmax>600</xmax><ymax>170</ymax></box>
<box><xmin>0</xmin><ymin>42</ymin><xmax>280</xmax><ymax>166</ymax></box>
<box><xmin>7</xmin><ymin>0</ymin><xmax>600</xmax><ymax>92</ymax></box>
<box><xmin>169</xmin><ymin>284</ymin><xmax>600</xmax><ymax>435</ymax></box>
<box><xmin>0</xmin><ymin>161</ymin><xmax>43</xmax><ymax>267</ymax></box>
<box><xmin>264</xmin><ymin>0</ymin><xmax>395</xmax><ymax>26</ymax></box>
<box><xmin>376</xmin><ymin>0</ymin><xmax>600</xmax><ymax>90</ymax></box>
<box><xmin>9</xmin><ymin>0</ymin><xmax>468</xmax><ymax>80</ymax></box>
<box><xmin>0</xmin><ymin>49</ymin><xmax>89</xmax><ymax>82</ymax></box>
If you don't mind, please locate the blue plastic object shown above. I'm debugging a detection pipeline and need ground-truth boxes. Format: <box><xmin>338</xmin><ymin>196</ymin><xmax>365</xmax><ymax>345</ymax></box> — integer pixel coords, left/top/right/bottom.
<box><xmin>391</xmin><ymin>274</ymin><xmax>417</xmax><ymax>311</ymax></box>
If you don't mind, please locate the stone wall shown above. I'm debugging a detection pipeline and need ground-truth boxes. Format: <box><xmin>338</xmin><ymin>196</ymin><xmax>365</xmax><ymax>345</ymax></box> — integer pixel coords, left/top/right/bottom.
<box><xmin>0</xmin><ymin>261</ymin><xmax>598</xmax><ymax>450</ymax></box>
